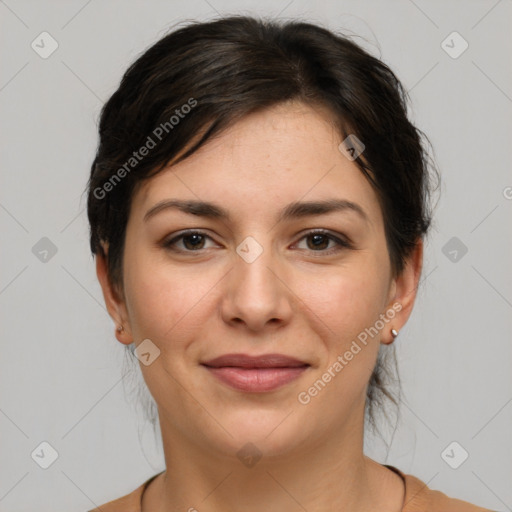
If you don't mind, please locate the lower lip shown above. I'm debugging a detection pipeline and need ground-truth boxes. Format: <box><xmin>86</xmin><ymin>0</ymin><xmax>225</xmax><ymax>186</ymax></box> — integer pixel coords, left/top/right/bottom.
<box><xmin>203</xmin><ymin>366</ymin><xmax>309</xmax><ymax>392</ymax></box>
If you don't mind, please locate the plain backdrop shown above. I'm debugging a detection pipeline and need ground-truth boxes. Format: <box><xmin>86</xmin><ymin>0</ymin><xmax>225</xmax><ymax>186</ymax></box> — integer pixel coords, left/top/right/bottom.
<box><xmin>1</xmin><ymin>1</ymin><xmax>511</xmax><ymax>510</ymax></box>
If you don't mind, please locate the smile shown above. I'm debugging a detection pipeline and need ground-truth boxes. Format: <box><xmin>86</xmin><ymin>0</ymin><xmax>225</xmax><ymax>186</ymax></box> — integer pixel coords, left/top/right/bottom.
<box><xmin>201</xmin><ymin>353</ymin><xmax>310</xmax><ymax>392</ymax></box>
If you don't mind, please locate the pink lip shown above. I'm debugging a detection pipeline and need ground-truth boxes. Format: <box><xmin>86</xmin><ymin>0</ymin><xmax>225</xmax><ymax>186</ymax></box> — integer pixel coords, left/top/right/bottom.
<box><xmin>201</xmin><ymin>353</ymin><xmax>310</xmax><ymax>392</ymax></box>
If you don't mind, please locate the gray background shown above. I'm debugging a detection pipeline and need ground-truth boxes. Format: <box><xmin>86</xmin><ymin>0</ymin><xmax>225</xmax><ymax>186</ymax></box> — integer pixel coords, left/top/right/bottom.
<box><xmin>1</xmin><ymin>0</ymin><xmax>511</xmax><ymax>510</ymax></box>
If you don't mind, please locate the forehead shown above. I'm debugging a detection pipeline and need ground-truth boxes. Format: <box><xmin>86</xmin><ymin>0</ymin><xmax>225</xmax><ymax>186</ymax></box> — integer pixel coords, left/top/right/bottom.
<box><xmin>131</xmin><ymin>101</ymin><xmax>383</xmax><ymax>230</ymax></box>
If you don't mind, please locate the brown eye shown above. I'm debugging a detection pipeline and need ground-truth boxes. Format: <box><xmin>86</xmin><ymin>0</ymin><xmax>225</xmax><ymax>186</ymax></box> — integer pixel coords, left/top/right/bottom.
<box><xmin>163</xmin><ymin>230</ymin><xmax>214</xmax><ymax>252</ymax></box>
<box><xmin>306</xmin><ymin>233</ymin><xmax>331</xmax><ymax>250</ymax></box>
<box><xmin>183</xmin><ymin>233</ymin><xmax>205</xmax><ymax>250</ymax></box>
<box><xmin>295</xmin><ymin>230</ymin><xmax>352</xmax><ymax>254</ymax></box>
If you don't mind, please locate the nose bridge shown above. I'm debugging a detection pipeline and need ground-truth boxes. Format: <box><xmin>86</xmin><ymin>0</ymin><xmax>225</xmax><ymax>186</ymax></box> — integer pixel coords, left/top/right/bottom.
<box><xmin>234</xmin><ymin>233</ymin><xmax>280</xmax><ymax>297</ymax></box>
<box><xmin>222</xmin><ymin>232</ymin><xmax>292</xmax><ymax>329</ymax></box>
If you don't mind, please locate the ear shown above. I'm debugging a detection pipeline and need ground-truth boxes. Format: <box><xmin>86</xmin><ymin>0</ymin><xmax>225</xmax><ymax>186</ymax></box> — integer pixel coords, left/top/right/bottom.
<box><xmin>95</xmin><ymin>242</ymin><xmax>133</xmax><ymax>345</ymax></box>
<box><xmin>381</xmin><ymin>238</ymin><xmax>423</xmax><ymax>345</ymax></box>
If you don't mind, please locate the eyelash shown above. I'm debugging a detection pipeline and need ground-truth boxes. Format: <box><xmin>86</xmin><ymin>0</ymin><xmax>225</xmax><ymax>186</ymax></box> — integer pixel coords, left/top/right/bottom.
<box><xmin>162</xmin><ymin>229</ymin><xmax>353</xmax><ymax>255</ymax></box>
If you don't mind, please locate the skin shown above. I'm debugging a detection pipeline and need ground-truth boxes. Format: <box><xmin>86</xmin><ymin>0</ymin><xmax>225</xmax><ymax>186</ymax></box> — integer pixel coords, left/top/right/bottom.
<box><xmin>96</xmin><ymin>100</ymin><xmax>423</xmax><ymax>511</ymax></box>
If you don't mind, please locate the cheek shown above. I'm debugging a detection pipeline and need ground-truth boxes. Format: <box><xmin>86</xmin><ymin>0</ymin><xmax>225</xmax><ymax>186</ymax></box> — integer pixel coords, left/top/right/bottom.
<box><xmin>299</xmin><ymin>258</ymin><xmax>389</xmax><ymax>342</ymax></box>
<box><xmin>298</xmin><ymin>267</ymin><xmax>387</xmax><ymax>404</ymax></box>
<box><xmin>123</xmin><ymin>252</ymin><xmax>219</xmax><ymax>346</ymax></box>
<box><xmin>122</xmin><ymin>257</ymin><xmax>224</xmax><ymax>431</ymax></box>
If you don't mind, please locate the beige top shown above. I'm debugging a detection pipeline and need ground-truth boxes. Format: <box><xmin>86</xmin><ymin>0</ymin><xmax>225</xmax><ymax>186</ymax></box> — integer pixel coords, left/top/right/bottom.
<box><xmin>88</xmin><ymin>465</ymin><xmax>495</xmax><ymax>512</ymax></box>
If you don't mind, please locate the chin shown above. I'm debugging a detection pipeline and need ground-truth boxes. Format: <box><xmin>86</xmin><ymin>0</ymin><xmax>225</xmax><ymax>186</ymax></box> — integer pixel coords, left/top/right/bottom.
<box><xmin>205</xmin><ymin>407</ymin><xmax>313</xmax><ymax>460</ymax></box>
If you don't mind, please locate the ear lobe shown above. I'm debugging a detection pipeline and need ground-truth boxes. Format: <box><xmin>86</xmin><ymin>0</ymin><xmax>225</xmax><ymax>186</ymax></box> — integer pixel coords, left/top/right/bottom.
<box><xmin>382</xmin><ymin>239</ymin><xmax>424</xmax><ymax>344</ymax></box>
<box><xmin>95</xmin><ymin>245</ymin><xmax>132</xmax><ymax>345</ymax></box>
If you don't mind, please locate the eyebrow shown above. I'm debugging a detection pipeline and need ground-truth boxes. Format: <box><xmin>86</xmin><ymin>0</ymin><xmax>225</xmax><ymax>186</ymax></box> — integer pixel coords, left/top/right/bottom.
<box><xmin>143</xmin><ymin>198</ymin><xmax>370</xmax><ymax>225</ymax></box>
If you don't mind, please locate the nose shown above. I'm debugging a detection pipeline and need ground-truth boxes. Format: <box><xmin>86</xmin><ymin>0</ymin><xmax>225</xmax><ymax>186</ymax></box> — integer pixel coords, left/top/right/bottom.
<box><xmin>220</xmin><ymin>238</ymin><xmax>294</xmax><ymax>333</ymax></box>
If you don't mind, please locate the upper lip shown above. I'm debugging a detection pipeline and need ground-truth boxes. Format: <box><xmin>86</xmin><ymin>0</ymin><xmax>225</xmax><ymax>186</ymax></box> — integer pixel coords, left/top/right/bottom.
<box><xmin>201</xmin><ymin>353</ymin><xmax>309</xmax><ymax>368</ymax></box>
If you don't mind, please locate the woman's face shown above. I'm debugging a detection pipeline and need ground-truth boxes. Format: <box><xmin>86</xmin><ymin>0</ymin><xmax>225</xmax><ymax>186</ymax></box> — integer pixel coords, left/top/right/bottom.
<box><xmin>98</xmin><ymin>100</ymin><xmax>421</xmax><ymax>459</ymax></box>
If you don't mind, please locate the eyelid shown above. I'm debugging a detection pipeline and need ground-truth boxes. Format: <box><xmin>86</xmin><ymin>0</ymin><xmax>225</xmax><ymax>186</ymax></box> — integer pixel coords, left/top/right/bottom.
<box><xmin>292</xmin><ymin>228</ymin><xmax>353</xmax><ymax>253</ymax></box>
<box><xmin>162</xmin><ymin>229</ymin><xmax>217</xmax><ymax>251</ymax></box>
<box><xmin>162</xmin><ymin>228</ymin><xmax>353</xmax><ymax>253</ymax></box>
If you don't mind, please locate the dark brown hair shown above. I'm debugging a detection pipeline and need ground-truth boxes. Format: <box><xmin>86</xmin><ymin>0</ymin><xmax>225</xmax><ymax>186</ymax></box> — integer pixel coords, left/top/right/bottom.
<box><xmin>86</xmin><ymin>15</ymin><xmax>439</xmax><ymax>439</ymax></box>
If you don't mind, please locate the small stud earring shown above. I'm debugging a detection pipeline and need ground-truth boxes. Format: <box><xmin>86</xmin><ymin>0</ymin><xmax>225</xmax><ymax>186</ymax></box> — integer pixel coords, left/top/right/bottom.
<box><xmin>117</xmin><ymin>325</ymin><xmax>124</xmax><ymax>333</ymax></box>
<box><xmin>391</xmin><ymin>328</ymin><xmax>398</xmax><ymax>338</ymax></box>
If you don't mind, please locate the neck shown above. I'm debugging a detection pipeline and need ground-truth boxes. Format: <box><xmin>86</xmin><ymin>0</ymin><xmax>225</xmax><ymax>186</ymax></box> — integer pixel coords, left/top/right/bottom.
<box><xmin>142</xmin><ymin>409</ymin><xmax>402</xmax><ymax>511</ymax></box>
